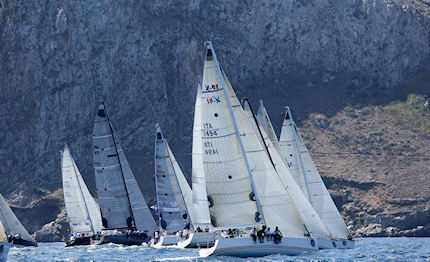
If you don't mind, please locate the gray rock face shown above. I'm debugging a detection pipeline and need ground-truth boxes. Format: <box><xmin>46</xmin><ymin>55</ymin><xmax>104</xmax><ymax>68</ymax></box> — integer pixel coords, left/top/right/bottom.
<box><xmin>1</xmin><ymin>0</ymin><xmax>429</xmax><ymax>235</ymax></box>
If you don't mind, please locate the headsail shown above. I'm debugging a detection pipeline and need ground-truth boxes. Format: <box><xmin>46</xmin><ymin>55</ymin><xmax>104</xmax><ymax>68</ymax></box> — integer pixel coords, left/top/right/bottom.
<box><xmin>0</xmin><ymin>194</ymin><xmax>34</xmax><ymax>243</ymax></box>
<box><xmin>279</xmin><ymin>107</ymin><xmax>351</xmax><ymax>239</ymax></box>
<box><xmin>93</xmin><ymin>102</ymin><xmax>156</xmax><ymax>233</ymax></box>
<box><xmin>221</xmin><ymin>74</ymin><xmax>307</xmax><ymax>237</ymax></box>
<box><xmin>155</xmin><ymin>125</ymin><xmax>192</xmax><ymax>231</ymax></box>
<box><xmin>62</xmin><ymin>145</ymin><xmax>103</xmax><ymax>234</ymax></box>
<box><xmin>191</xmin><ymin>83</ymin><xmax>212</xmax><ymax>227</ymax></box>
<box><xmin>200</xmin><ymin>42</ymin><xmax>260</xmax><ymax>227</ymax></box>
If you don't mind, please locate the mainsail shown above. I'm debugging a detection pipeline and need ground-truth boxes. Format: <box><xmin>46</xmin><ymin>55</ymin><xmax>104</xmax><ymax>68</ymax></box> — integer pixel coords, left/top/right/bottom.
<box><xmin>0</xmin><ymin>194</ymin><xmax>34</xmax><ymax>243</ymax></box>
<box><xmin>154</xmin><ymin>125</ymin><xmax>192</xmax><ymax>231</ymax></box>
<box><xmin>191</xmin><ymin>83</ymin><xmax>212</xmax><ymax>227</ymax></box>
<box><xmin>279</xmin><ymin>107</ymin><xmax>350</xmax><ymax>239</ymax></box>
<box><xmin>62</xmin><ymin>145</ymin><xmax>103</xmax><ymax>234</ymax></box>
<box><xmin>200</xmin><ymin>43</ymin><xmax>260</xmax><ymax>227</ymax></box>
<box><xmin>93</xmin><ymin>102</ymin><xmax>157</xmax><ymax>234</ymax></box>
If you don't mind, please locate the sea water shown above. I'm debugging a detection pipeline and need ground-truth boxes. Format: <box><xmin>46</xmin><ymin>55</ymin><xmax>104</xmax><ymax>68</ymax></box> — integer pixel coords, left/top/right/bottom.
<box><xmin>7</xmin><ymin>238</ymin><xmax>430</xmax><ymax>261</ymax></box>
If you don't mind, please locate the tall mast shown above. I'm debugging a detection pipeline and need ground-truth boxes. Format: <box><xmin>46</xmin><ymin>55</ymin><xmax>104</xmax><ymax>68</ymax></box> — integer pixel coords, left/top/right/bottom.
<box><xmin>286</xmin><ymin>106</ymin><xmax>313</xmax><ymax>205</ymax></box>
<box><xmin>204</xmin><ymin>41</ymin><xmax>266</xmax><ymax>225</ymax></box>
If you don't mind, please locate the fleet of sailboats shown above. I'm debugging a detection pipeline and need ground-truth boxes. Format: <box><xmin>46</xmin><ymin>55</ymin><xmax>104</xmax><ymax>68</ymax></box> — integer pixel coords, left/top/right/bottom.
<box><xmin>0</xmin><ymin>41</ymin><xmax>353</xmax><ymax>260</ymax></box>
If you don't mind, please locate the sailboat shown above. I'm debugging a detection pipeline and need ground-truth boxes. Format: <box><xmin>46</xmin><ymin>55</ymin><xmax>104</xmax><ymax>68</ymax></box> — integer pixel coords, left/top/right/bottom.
<box><xmin>177</xmin><ymin>83</ymin><xmax>217</xmax><ymax>249</ymax></box>
<box><xmin>61</xmin><ymin>145</ymin><xmax>103</xmax><ymax>246</ymax></box>
<box><xmin>0</xmin><ymin>220</ymin><xmax>10</xmax><ymax>262</ymax></box>
<box><xmin>198</xmin><ymin>42</ymin><xmax>318</xmax><ymax>257</ymax></box>
<box><xmin>0</xmin><ymin>194</ymin><xmax>37</xmax><ymax>247</ymax></box>
<box><xmin>152</xmin><ymin>125</ymin><xmax>193</xmax><ymax>247</ymax></box>
<box><xmin>92</xmin><ymin>102</ymin><xmax>157</xmax><ymax>245</ymax></box>
<box><xmin>278</xmin><ymin>106</ymin><xmax>354</xmax><ymax>248</ymax></box>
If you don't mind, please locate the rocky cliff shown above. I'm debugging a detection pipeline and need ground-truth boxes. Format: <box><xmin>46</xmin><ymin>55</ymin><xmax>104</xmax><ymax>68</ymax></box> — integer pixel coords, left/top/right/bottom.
<box><xmin>0</xmin><ymin>0</ymin><xmax>429</xmax><ymax>240</ymax></box>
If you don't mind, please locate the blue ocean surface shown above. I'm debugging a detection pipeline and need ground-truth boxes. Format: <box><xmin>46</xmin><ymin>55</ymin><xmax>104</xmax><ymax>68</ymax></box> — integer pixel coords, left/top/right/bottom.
<box><xmin>7</xmin><ymin>238</ymin><xmax>430</xmax><ymax>261</ymax></box>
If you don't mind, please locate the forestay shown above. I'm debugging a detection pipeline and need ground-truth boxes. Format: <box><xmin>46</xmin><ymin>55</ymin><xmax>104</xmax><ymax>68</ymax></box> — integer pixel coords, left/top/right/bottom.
<box><xmin>154</xmin><ymin>126</ymin><xmax>192</xmax><ymax>231</ymax></box>
<box><xmin>279</xmin><ymin>108</ymin><xmax>350</xmax><ymax>239</ymax></box>
<box><xmin>62</xmin><ymin>145</ymin><xmax>103</xmax><ymax>233</ymax></box>
<box><xmin>0</xmin><ymin>194</ymin><xmax>34</xmax><ymax>242</ymax></box>
<box><xmin>191</xmin><ymin>84</ymin><xmax>212</xmax><ymax>227</ymax></box>
<box><xmin>93</xmin><ymin>102</ymin><xmax>156</xmax><ymax>233</ymax></box>
<box><xmin>222</xmin><ymin>72</ymin><xmax>308</xmax><ymax>237</ymax></box>
<box><xmin>200</xmin><ymin>45</ymin><xmax>259</xmax><ymax>227</ymax></box>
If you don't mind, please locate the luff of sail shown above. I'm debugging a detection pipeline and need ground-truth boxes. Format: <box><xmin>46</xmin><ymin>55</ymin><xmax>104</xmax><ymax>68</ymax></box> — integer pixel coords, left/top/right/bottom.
<box><xmin>154</xmin><ymin>125</ymin><xmax>192</xmax><ymax>231</ymax></box>
<box><xmin>62</xmin><ymin>145</ymin><xmax>103</xmax><ymax>234</ymax></box>
<box><xmin>0</xmin><ymin>194</ymin><xmax>35</xmax><ymax>243</ymax></box>
<box><xmin>201</xmin><ymin>43</ymin><xmax>260</xmax><ymax>227</ymax></box>
<box><xmin>191</xmin><ymin>83</ymin><xmax>212</xmax><ymax>227</ymax></box>
<box><xmin>93</xmin><ymin>102</ymin><xmax>156</xmax><ymax>233</ymax></box>
<box><xmin>280</xmin><ymin>107</ymin><xmax>351</xmax><ymax>240</ymax></box>
<box><xmin>221</xmin><ymin>72</ymin><xmax>308</xmax><ymax>238</ymax></box>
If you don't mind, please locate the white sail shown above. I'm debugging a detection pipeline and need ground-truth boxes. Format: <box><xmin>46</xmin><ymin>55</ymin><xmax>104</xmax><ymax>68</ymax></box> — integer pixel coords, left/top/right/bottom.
<box><xmin>221</xmin><ymin>70</ymin><xmax>307</xmax><ymax>237</ymax></box>
<box><xmin>0</xmin><ymin>194</ymin><xmax>34</xmax><ymax>242</ymax></box>
<box><xmin>191</xmin><ymin>84</ymin><xmax>212</xmax><ymax>227</ymax></box>
<box><xmin>252</xmin><ymin>102</ymin><xmax>332</xmax><ymax>238</ymax></box>
<box><xmin>62</xmin><ymin>145</ymin><xmax>103</xmax><ymax>233</ymax></box>
<box><xmin>279</xmin><ymin>108</ymin><xmax>350</xmax><ymax>239</ymax></box>
<box><xmin>200</xmin><ymin>44</ymin><xmax>260</xmax><ymax>227</ymax></box>
<box><xmin>154</xmin><ymin>126</ymin><xmax>192</xmax><ymax>231</ymax></box>
<box><xmin>167</xmin><ymin>144</ymin><xmax>194</xmax><ymax>225</ymax></box>
<box><xmin>93</xmin><ymin>102</ymin><xmax>156</xmax><ymax>233</ymax></box>
<box><xmin>256</xmin><ymin>100</ymin><xmax>281</xmax><ymax>154</ymax></box>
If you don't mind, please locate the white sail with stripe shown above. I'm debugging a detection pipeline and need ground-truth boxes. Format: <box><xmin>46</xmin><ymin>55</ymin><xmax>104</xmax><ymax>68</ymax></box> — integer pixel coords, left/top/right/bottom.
<box><xmin>154</xmin><ymin>125</ymin><xmax>192</xmax><ymax>231</ymax></box>
<box><xmin>62</xmin><ymin>145</ymin><xmax>103</xmax><ymax>234</ymax></box>
<box><xmin>279</xmin><ymin>107</ymin><xmax>351</xmax><ymax>239</ymax></box>
<box><xmin>93</xmin><ymin>102</ymin><xmax>156</xmax><ymax>234</ymax></box>
<box><xmin>191</xmin><ymin>83</ymin><xmax>212</xmax><ymax>227</ymax></box>
<box><xmin>0</xmin><ymin>194</ymin><xmax>34</xmax><ymax>243</ymax></box>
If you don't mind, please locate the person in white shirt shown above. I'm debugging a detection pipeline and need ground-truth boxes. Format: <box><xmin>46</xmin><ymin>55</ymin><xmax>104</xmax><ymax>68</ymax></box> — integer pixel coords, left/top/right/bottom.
<box><xmin>221</xmin><ymin>231</ymin><xmax>228</xmax><ymax>239</ymax></box>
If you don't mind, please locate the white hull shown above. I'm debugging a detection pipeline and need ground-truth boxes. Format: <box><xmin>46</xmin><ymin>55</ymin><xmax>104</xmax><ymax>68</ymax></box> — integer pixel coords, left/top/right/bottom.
<box><xmin>0</xmin><ymin>242</ymin><xmax>10</xmax><ymax>262</ymax></box>
<box><xmin>318</xmin><ymin>238</ymin><xmax>355</xmax><ymax>249</ymax></box>
<box><xmin>152</xmin><ymin>235</ymin><xmax>179</xmax><ymax>247</ymax></box>
<box><xmin>199</xmin><ymin>236</ymin><xmax>318</xmax><ymax>258</ymax></box>
<box><xmin>177</xmin><ymin>232</ymin><xmax>217</xmax><ymax>248</ymax></box>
